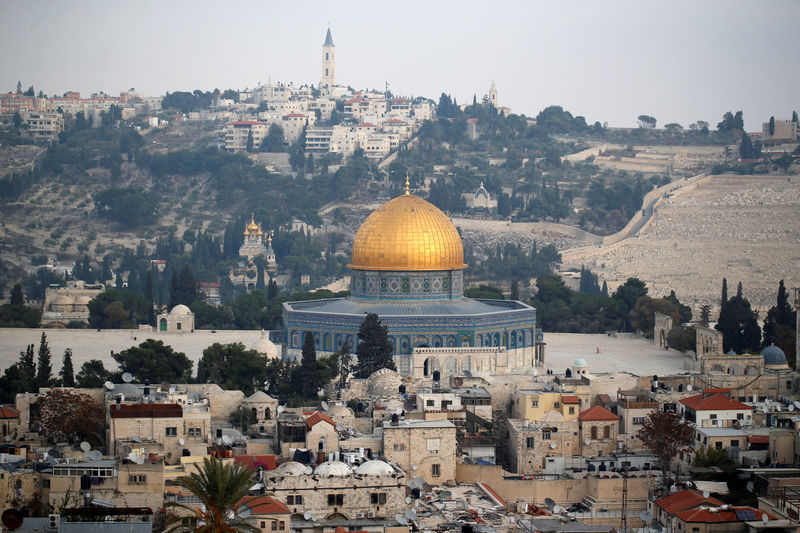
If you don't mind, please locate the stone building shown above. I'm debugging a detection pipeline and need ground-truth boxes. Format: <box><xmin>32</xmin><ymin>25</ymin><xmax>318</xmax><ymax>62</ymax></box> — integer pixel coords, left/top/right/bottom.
<box><xmin>156</xmin><ymin>304</ymin><xmax>195</xmax><ymax>333</ymax></box>
<box><xmin>264</xmin><ymin>459</ymin><xmax>406</xmax><ymax>521</ymax></box>
<box><xmin>240</xmin><ymin>214</ymin><xmax>268</xmax><ymax>260</ymax></box>
<box><xmin>654</xmin><ymin>312</ymin><xmax>673</xmax><ymax>349</ymax></box>
<box><xmin>382</xmin><ymin>419</ymin><xmax>457</xmax><ymax>485</ymax></box>
<box><xmin>506</xmin><ymin>411</ymin><xmax>578</xmax><ymax>476</ymax></box>
<box><xmin>320</xmin><ymin>27</ymin><xmax>336</xmax><ymax>94</ymax></box>
<box><xmin>238</xmin><ymin>495</ymin><xmax>292</xmax><ymax>533</ymax></box>
<box><xmin>578</xmin><ymin>406</ymin><xmax>620</xmax><ymax>457</ymax></box>
<box><xmin>41</xmin><ymin>281</ymin><xmax>104</xmax><ymax>326</ymax></box>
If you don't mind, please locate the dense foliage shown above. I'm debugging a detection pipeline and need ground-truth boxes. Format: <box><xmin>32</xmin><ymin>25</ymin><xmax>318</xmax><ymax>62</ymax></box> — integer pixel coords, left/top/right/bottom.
<box><xmin>113</xmin><ymin>339</ymin><xmax>193</xmax><ymax>383</ymax></box>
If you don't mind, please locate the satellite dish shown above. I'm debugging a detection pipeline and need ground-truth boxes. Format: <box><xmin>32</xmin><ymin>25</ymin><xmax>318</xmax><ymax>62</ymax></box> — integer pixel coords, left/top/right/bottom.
<box><xmin>104</xmin><ymin>381</ymin><xmax>115</xmax><ymax>390</ymax></box>
<box><xmin>222</xmin><ymin>435</ymin><xmax>232</xmax><ymax>445</ymax></box>
<box><xmin>762</xmin><ymin>514</ymin><xmax>769</xmax><ymax>525</ymax></box>
<box><xmin>122</xmin><ymin>372</ymin><xmax>133</xmax><ymax>383</ymax></box>
<box><xmin>303</xmin><ymin>511</ymin><xmax>313</xmax><ymax>521</ymax></box>
<box><xmin>794</xmin><ymin>401</ymin><xmax>800</xmax><ymax>410</ymax></box>
<box><xmin>335</xmin><ymin>425</ymin><xmax>343</xmax><ymax>432</ymax></box>
<box><xmin>2</xmin><ymin>509</ymin><xmax>24</xmax><ymax>531</ymax></box>
<box><xmin>686</xmin><ymin>384</ymin><xmax>693</xmax><ymax>392</ymax></box>
<box><xmin>80</xmin><ymin>441</ymin><xmax>91</xmax><ymax>452</ymax></box>
<box><xmin>395</xmin><ymin>514</ymin><xmax>408</xmax><ymax>525</ymax></box>
<box><xmin>179</xmin><ymin>438</ymin><xmax>185</xmax><ymax>446</ymax></box>
<box><xmin>321</xmin><ymin>401</ymin><xmax>329</xmax><ymax>411</ymax></box>
<box><xmin>395</xmin><ymin>408</ymin><xmax>403</xmax><ymax>416</ymax></box>
<box><xmin>128</xmin><ymin>452</ymin><xmax>144</xmax><ymax>465</ymax></box>
<box><xmin>412</xmin><ymin>463</ymin><xmax>418</xmax><ymax>470</ymax></box>
<box><xmin>703</xmin><ymin>490</ymin><xmax>710</xmax><ymax>499</ymax></box>
<box><xmin>87</xmin><ymin>450</ymin><xmax>102</xmax><ymax>461</ymax></box>
<box><xmin>317</xmin><ymin>388</ymin><xmax>325</xmax><ymax>398</ymax></box>
<box><xmin>550</xmin><ymin>441</ymin><xmax>557</xmax><ymax>449</ymax></box>
<box><xmin>147</xmin><ymin>434</ymin><xmax>153</xmax><ymax>441</ymax></box>
<box><xmin>238</xmin><ymin>504</ymin><xmax>251</xmax><ymax>519</ymax></box>
<box><xmin>453</xmin><ymin>377</ymin><xmax>464</xmax><ymax>387</ymax></box>
<box><xmin>553</xmin><ymin>505</ymin><xmax>562</xmax><ymax>514</ymax></box>
<box><xmin>545</xmin><ymin>498</ymin><xmax>556</xmax><ymax>508</ymax></box>
<box><xmin>405</xmin><ymin>497</ymin><xmax>412</xmax><ymax>504</ymax></box>
<box><xmin>277</xmin><ymin>405</ymin><xmax>285</xmax><ymax>414</ymax></box>
<box><xmin>640</xmin><ymin>511</ymin><xmax>652</xmax><ymax>523</ymax></box>
<box><xmin>406</xmin><ymin>510</ymin><xmax>417</xmax><ymax>521</ymax></box>
<box><xmin>168</xmin><ymin>386</ymin><xmax>176</xmax><ymax>395</ymax></box>
<box><xmin>789</xmin><ymin>404</ymin><xmax>795</xmax><ymax>411</ymax></box>
<box><xmin>585</xmin><ymin>438</ymin><xmax>591</xmax><ymax>446</ymax></box>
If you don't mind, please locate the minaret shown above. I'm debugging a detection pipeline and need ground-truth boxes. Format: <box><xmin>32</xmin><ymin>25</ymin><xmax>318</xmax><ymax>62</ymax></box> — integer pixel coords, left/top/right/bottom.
<box><xmin>320</xmin><ymin>26</ymin><xmax>336</xmax><ymax>94</ymax></box>
<box><xmin>488</xmin><ymin>80</ymin><xmax>498</xmax><ymax>108</ymax></box>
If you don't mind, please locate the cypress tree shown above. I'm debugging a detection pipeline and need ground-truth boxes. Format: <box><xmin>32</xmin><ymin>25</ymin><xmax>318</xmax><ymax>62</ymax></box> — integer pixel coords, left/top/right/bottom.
<box><xmin>355</xmin><ymin>313</ymin><xmax>395</xmax><ymax>378</ymax></box>
<box><xmin>36</xmin><ymin>332</ymin><xmax>52</xmax><ymax>389</ymax></box>
<box><xmin>19</xmin><ymin>344</ymin><xmax>36</xmax><ymax>392</ymax></box>
<box><xmin>60</xmin><ymin>348</ymin><xmax>75</xmax><ymax>387</ymax></box>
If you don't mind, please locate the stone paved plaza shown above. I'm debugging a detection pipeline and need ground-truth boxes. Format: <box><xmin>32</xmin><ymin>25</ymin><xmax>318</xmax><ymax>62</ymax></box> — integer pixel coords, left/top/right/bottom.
<box><xmin>562</xmin><ymin>175</ymin><xmax>800</xmax><ymax>315</ymax></box>
<box><xmin>0</xmin><ymin>328</ymin><xmax>690</xmax><ymax>379</ymax></box>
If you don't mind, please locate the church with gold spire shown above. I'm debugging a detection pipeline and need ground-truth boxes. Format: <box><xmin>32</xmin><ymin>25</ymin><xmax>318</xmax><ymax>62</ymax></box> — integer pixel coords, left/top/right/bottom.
<box><xmin>283</xmin><ymin>178</ymin><xmax>540</xmax><ymax>380</ymax></box>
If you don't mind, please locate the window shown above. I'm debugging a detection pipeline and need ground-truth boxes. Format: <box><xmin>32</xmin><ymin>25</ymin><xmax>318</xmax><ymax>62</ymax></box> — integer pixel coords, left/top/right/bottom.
<box><xmin>272</xmin><ymin>521</ymin><xmax>278</xmax><ymax>530</ymax></box>
<box><xmin>542</xmin><ymin>430</ymin><xmax>551</xmax><ymax>440</ymax></box>
<box><xmin>603</xmin><ymin>426</ymin><xmax>610</xmax><ymax>439</ymax></box>
<box><xmin>327</xmin><ymin>494</ymin><xmax>344</xmax><ymax>506</ymax></box>
<box><xmin>287</xmin><ymin>495</ymin><xmax>303</xmax><ymax>505</ymax></box>
<box><xmin>692</xmin><ymin>528</ymin><xmax>700</xmax><ymax>533</ymax></box>
<box><xmin>731</xmin><ymin>440</ymin><xmax>739</xmax><ymax>447</ymax></box>
<box><xmin>568</xmin><ymin>406</ymin><xmax>575</xmax><ymax>414</ymax></box>
<box><xmin>710</xmin><ymin>414</ymin><xmax>717</xmax><ymax>420</ymax></box>
<box><xmin>371</xmin><ymin>493</ymin><xmax>387</xmax><ymax>504</ymax></box>
<box><xmin>431</xmin><ymin>464</ymin><xmax>441</xmax><ymax>477</ymax></box>
<box><xmin>261</xmin><ymin>522</ymin><xmax>266</xmax><ymax>528</ymax></box>
<box><xmin>166</xmin><ymin>427</ymin><xmax>177</xmax><ymax>437</ymax></box>
<box><xmin>188</xmin><ymin>428</ymin><xmax>202</xmax><ymax>438</ymax></box>
<box><xmin>590</xmin><ymin>426</ymin><xmax>597</xmax><ymax>440</ymax></box>
<box><xmin>715</xmin><ymin>442</ymin><xmax>723</xmax><ymax>450</ymax></box>
<box><xmin>737</xmin><ymin>413</ymin><xmax>744</xmax><ymax>420</ymax></box>
<box><xmin>427</xmin><ymin>438</ymin><xmax>440</xmax><ymax>452</ymax></box>
<box><xmin>43</xmin><ymin>479</ymin><xmax>50</xmax><ymax>488</ymax></box>
<box><xmin>526</xmin><ymin>437</ymin><xmax>535</xmax><ymax>449</ymax></box>
<box><xmin>787</xmin><ymin>381</ymin><xmax>792</xmax><ymax>389</ymax></box>
<box><xmin>632</xmin><ymin>417</ymin><xmax>645</xmax><ymax>425</ymax></box>
<box><xmin>280</xmin><ymin>522</ymin><xmax>285</xmax><ymax>530</ymax></box>
<box><xmin>426</xmin><ymin>400</ymin><xmax>435</xmax><ymax>407</ymax></box>
<box><xmin>129</xmin><ymin>474</ymin><xmax>146</xmax><ymax>484</ymax></box>
<box><xmin>531</xmin><ymin>399</ymin><xmax>539</xmax><ymax>407</ymax></box>
<box><xmin>393</xmin><ymin>443</ymin><xmax>405</xmax><ymax>452</ymax></box>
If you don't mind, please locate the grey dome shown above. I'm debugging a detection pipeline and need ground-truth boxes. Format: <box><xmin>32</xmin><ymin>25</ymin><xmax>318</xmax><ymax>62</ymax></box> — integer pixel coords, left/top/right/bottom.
<box><xmin>762</xmin><ymin>344</ymin><xmax>787</xmax><ymax>365</ymax></box>
<box><xmin>726</xmin><ymin>350</ymin><xmax>737</xmax><ymax>356</ymax></box>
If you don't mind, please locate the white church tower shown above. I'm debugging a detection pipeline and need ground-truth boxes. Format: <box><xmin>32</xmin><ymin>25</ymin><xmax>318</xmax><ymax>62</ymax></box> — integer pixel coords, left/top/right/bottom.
<box><xmin>320</xmin><ymin>27</ymin><xmax>336</xmax><ymax>94</ymax></box>
<box><xmin>488</xmin><ymin>80</ymin><xmax>498</xmax><ymax>108</ymax></box>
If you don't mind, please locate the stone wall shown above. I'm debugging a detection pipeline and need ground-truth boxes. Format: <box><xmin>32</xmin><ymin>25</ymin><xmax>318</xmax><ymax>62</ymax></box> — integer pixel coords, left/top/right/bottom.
<box><xmin>383</xmin><ymin>421</ymin><xmax>457</xmax><ymax>485</ymax></box>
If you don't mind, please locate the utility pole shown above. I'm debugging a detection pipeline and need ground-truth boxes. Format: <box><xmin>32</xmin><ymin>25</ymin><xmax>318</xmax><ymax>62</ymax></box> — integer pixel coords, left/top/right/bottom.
<box><xmin>793</xmin><ymin>288</ymin><xmax>800</xmax><ymax>369</ymax></box>
<box><xmin>620</xmin><ymin>445</ymin><xmax>629</xmax><ymax>533</ymax></box>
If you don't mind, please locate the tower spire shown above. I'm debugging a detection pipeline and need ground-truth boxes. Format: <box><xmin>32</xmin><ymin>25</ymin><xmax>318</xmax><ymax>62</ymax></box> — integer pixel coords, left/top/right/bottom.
<box><xmin>405</xmin><ymin>173</ymin><xmax>410</xmax><ymax>195</ymax></box>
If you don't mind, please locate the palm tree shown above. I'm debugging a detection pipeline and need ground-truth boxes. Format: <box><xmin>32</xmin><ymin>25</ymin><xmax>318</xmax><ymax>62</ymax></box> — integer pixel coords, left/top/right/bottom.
<box><xmin>165</xmin><ymin>457</ymin><xmax>259</xmax><ymax>533</ymax></box>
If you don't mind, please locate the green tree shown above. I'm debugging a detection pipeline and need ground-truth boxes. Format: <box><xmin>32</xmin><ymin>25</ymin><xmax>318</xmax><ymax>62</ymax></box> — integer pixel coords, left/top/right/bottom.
<box><xmin>699</xmin><ymin>305</ymin><xmax>711</xmax><ymax>327</ymax></box>
<box><xmin>113</xmin><ymin>339</ymin><xmax>192</xmax><ymax>383</ymax></box>
<box><xmin>629</xmin><ymin>296</ymin><xmax>680</xmax><ymax>337</ymax></box>
<box><xmin>716</xmin><ymin>282</ymin><xmax>762</xmax><ymax>354</ymax></box>
<box><xmin>60</xmin><ymin>348</ymin><xmax>75</xmax><ymax>387</ymax></box>
<box><xmin>769</xmin><ymin>116</ymin><xmax>775</xmax><ymax>136</ymax></box>
<box><xmin>612</xmin><ymin>278</ymin><xmax>648</xmax><ymax>330</ymax></box>
<box><xmin>246</xmin><ymin>129</ymin><xmax>254</xmax><ymax>153</ymax></box>
<box><xmin>665</xmin><ymin>290</ymin><xmax>693</xmax><ymax>324</ymax></box>
<box><xmin>296</xmin><ymin>332</ymin><xmax>325</xmax><ymax>399</ymax></box>
<box><xmin>35</xmin><ymin>332</ymin><xmax>52</xmax><ymax>390</ymax></box>
<box><xmin>510</xmin><ymin>278</ymin><xmax>520</xmax><ymax>301</ymax></box>
<box><xmin>170</xmin><ymin>265</ymin><xmax>200</xmax><ymax>308</ymax></box>
<box><xmin>354</xmin><ymin>313</ymin><xmax>395</xmax><ymax>378</ymax></box>
<box><xmin>164</xmin><ymin>457</ymin><xmax>258</xmax><ymax>533</ymax></box>
<box><xmin>667</xmin><ymin>325</ymin><xmax>697</xmax><ymax>352</ymax></box>
<box><xmin>196</xmin><ymin>343</ymin><xmax>269</xmax><ymax>394</ymax></box>
<box><xmin>693</xmin><ymin>445</ymin><xmax>737</xmax><ymax>471</ymax></box>
<box><xmin>12</xmin><ymin>111</ymin><xmax>22</xmax><ymax>130</ymax></box>
<box><xmin>0</xmin><ymin>284</ymin><xmax>41</xmax><ymax>327</ymax></box>
<box><xmin>739</xmin><ymin>133</ymin><xmax>754</xmax><ymax>159</ymax></box>
<box><xmin>260</xmin><ymin>124</ymin><xmax>286</xmax><ymax>152</ymax></box>
<box><xmin>464</xmin><ymin>284</ymin><xmax>505</xmax><ymax>299</ymax></box>
<box><xmin>637</xmin><ymin>115</ymin><xmax>657</xmax><ymax>129</ymax></box>
<box><xmin>762</xmin><ymin>280</ymin><xmax>797</xmax><ymax>366</ymax></box>
<box><xmin>88</xmin><ymin>289</ymin><xmax>151</xmax><ymax>328</ymax></box>
<box><xmin>37</xmin><ymin>389</ymin><xmax>104</xmax><ymax>444</ymax></box>
<box><xmin>637</xmin><ymin>410</ymin><xmax>694</xmax><ymax>485</ymax></box>
<box><xmin>19</xmin><ymin>343</ymin><xmax>36</xmax><ymax>391</ymax></box>
<box><xmin>76</xmin><ymin>359</ymin><xmax>111</xmax><ymax>388</ymax></box>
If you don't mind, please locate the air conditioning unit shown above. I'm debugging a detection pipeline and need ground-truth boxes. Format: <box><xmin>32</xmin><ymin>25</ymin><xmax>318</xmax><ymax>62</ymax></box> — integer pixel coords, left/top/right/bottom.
<box><xmin>367</xmin><ymin>512</ymin><xmax>375</xmax><ymax>518</ymax></box>
<box><xmin>49</xmin><ymin>514</ymin><xmax>60</xmax><ymax>529</ymax></box>
<box><xmin>357</xmin><ymin>513</ymin><xmax>365</xmax><ymax>519</ymax></box>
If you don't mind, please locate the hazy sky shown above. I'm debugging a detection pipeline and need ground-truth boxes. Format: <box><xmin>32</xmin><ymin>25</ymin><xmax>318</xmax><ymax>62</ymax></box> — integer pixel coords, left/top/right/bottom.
<box><xmin>2</xmin><ymin>0</ymin><xmax>798</xmax><ymax>131</ymax></box>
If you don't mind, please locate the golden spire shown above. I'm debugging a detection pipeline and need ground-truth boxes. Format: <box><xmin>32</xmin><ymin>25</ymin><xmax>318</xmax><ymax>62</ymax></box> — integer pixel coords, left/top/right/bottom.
<box><xmin>404</xmin><ymin>172</ymin><xmax>410</xmax><ymax>195</ymax></box>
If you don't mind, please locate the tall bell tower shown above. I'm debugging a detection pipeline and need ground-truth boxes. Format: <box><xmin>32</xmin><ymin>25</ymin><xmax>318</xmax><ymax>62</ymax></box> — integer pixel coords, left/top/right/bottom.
<box><xmin>488</xmin><ymin>80</ymin><xmax>498</xmax><ymax>108</ymax></box>
<box><xmin>320</xmin><ymin>26</ymin><xmax>336</xmax><ymax>94</ymax></box>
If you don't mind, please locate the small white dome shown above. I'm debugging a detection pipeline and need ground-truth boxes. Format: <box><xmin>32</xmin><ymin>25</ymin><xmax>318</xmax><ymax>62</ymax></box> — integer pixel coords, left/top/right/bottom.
<box><xmin>169</xmin><ymin>304</ymin><xmax>192</xmax><ymax>316</ymax></box>
<box><xmin>574</xmin><ymin>358</ymin><xmax>588</xmax><ymax>367</ymax></box>
<box><xmin>355</xmin><ymin>460</ymin><xmax>394</xmax><ymax>476</ymax></box>
<box><xmin>274</xmin><ymin>461</ymin><xmax>308</xmax><ymax>476</ymax></box>
<box><xmin>314</xmin><ymin>461</ymin><xmax>352</xmax><ymax>477</ymax></box>
<box><xmin>252</xmin><ymin>335</ymin><xmax>279</xmax><ymax>359</ymax></box>
<box><xmin>327</xmin><ymin>405</ymin><xmax>354</xmax><ymax>418</ymax></box>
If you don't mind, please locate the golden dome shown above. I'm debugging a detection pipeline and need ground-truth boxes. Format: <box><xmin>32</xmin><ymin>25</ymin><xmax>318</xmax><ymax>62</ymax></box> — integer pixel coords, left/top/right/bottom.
<box><xmin>244</xmin><ymin>213</ymin><xmax>260</xmax><ymax>235</ymax></box>
<box><xmin>349</xmin><ymin>194</ymin><xmax>466</xmax><ymax>271</ymax></box>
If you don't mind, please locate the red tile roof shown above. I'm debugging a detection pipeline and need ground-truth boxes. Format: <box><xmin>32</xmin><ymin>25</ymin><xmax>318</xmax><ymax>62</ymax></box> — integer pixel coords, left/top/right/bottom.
<box><xmin>655</xmin><ymin>489</ymin><xmax>724</xmax><ymax>515</ymax></box>
<box><xmin>235</xmin><ymin>454</ymin><xmax>277</xmax><ymax>471</ymax></box>
<box><xmin>239</xmin><ymin>495</ymin><xmax>290</xmax><ymax>515</ymax></box>
<box><xmin>110</xmin><ymin>403</ymin><xmax>182</xmax><ymax>419</ymax></box>
<box><xmin>676</xmin><ymin>507</ymin><xmax>773</xmax><ymax>524</ymax></box>
<box><xmin>748</xmin><ymin>436</ymin><xmax>769</xmax><ymax>444</ymax></box>
<box><xmin>356</xmin><ymin>123</ymin><xmax>375</xmax><ymax>128</ymax></box>
<box><xmin>597</xmin><ymin>394</ymin><xmax>613</xmax><ymax>405</ymax></box>
<box><xmin>579</xmin><ymin>405</ymin><xmax>619</xmax><ymax>421</ymax></box>
<box><xmin>306</xmin><ymin>411</ymin><xmax>335</xmax><ymax>429</ymax></box>
<box><xmin>680</xmin><ymin>393</ymin><xmax>752</xmax><ymax>412</ymax></box>
<box><xmin>561</xmin><ymin>395</ymin><xmax>580</xmax><ymax>404</ymax></box>
<box><xmin>478</xmin><ymin>482</ymin><xmax>507</xmax><ymax>507</ymax></box>
<box><xmin>0</xmin><ymin>405</ymin><xmax>20</xmax><ymax>419</ymax></box>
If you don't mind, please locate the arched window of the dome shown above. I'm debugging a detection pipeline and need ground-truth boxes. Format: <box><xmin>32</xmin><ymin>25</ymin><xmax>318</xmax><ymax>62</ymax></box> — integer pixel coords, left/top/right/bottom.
<box><xmin>291</xmin><ymin>331</ymin><xmax>300</xmax><ymax>348</ymax></box>
<box><xmin>323</xmin><ymin>333</ymin><xmax>331</xmax><ymax>351</ymax></box>
<box><xmin>493</xmin><ymin>333</ymin><xmax>500</xmax><ymax>346</ymax></box>
<box><xmin>461</xmin><ymin>335</ymin><xmax>471</xmax><ymax>347</ymax></box>
<box><xmin>432</xmin><ymin>335</ymin><xmax>442</xmax><ymax>347</ymax></box>
<box><xmin>400</xmin><ymin>336</ymin><xmax>410</xmax><ymax>354</ymax></box>
<box><xmin>447</xmin><ymin>335</ymin><xmax>456</xmax><ymax>347</ymax></box>
<box><xmin>314</xmin><ymin>332</ymin><xmax>320</xmax><ymax>347</ymax></box>
<box><xmin>335</xmin><ymin>334</ymin><xmax>342</xmax><ymax>348</ymax></box>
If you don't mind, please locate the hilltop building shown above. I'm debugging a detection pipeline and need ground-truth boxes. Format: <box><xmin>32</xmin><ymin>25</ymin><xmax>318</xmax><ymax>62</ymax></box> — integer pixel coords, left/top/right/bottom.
<box><xmin>283</xmin><ymin>180</ymin><xmax>539</xmax><ymax>376</ymax></box>
<box><xmin>489</xmin><ymin>80</ymin><xmax>498</xmax><ymax>108</ymax></box>
<box><xmin>240</xmin><ymin>214</ymin><xmax>267</xmax><ymax>260</ymax></box>
<box><xmin>320</xmin><ymin>27</ymin><xmax>336</xmax><ymax>94</ymax></box>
